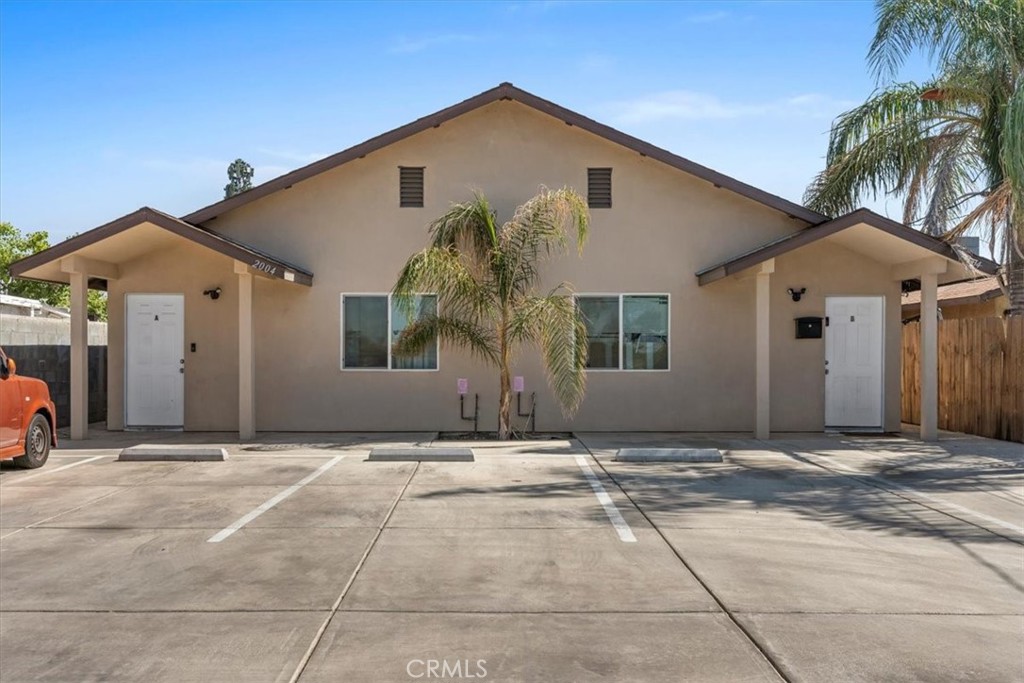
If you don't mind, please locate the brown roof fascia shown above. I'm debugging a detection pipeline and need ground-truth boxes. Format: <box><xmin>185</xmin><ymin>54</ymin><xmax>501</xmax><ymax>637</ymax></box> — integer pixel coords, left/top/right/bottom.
<box><xmin>9</xmin><ymin>207</ymin><xmax>314</xmax><ymax>287</ymax></box>
<box><xmin>696</xmin><ymin>208</ymin><xmax>999</xmax><ymax>286</ymax></box>
<box><xmin>183</xmin><ymin>83</ymin><xmax>827</xmax><ymax>226</ymax></box>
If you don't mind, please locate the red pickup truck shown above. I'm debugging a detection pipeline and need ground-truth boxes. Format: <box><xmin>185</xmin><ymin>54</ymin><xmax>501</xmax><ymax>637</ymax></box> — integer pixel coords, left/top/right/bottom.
<box><xmin>0</xmin><ymin>347</ymin><xmax>57</xmax><ymax>468</ymax></box>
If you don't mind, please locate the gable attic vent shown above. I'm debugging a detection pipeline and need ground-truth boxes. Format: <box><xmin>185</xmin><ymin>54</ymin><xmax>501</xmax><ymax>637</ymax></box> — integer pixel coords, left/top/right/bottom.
<box><xmin>588</xmin><ymin>167</ymin><xmax>612</xmax><ymax>209</ymax></box>
<box><xmin>399</xmin><ymin>166</ymin><xmax>425</xmax><ymax>207</ymax></box>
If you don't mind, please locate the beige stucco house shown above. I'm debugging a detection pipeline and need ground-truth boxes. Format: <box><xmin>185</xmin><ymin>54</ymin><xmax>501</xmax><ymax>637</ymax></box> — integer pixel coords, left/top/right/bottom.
<box><xmin>11</xmin><ymin>83</ymin><xmax>996</xmax><ymax>442</ymax></box>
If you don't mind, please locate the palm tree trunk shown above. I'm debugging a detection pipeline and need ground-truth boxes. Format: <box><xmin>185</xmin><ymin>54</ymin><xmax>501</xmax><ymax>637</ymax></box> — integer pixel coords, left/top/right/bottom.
<box><xmin>498</xmin><ymin>336</ymin><xmax>512</xmax><ymax>440</ymax></box>
<box><xmin>1006</xmin><ymin>239</ymin><xmax>1024</xmax><ymax>315</ymax></box>
<box><xmin>498</xmin><ymin>363</ymin><xmax>512</xmax><ymax>440</ymax></box>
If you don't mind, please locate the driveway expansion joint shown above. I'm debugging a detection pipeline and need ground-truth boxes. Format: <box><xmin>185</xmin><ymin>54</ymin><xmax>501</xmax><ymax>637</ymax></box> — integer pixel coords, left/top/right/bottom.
<box><xmin>577</xmin><ymin>436</ymin><xmax>793</xmax><ymax>683</ymax></box>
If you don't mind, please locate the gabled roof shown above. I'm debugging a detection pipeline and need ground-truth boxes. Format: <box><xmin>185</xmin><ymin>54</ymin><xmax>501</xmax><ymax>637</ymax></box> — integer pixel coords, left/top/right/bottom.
<box><xmin>696</xmin><ymin>208</ymin><xmax>1000</xmax><ymax>286</ymax></box>
<box><xmin>183</xmin><ymin>82</ymin><xmax>827</xmax><ymax>226</ymax></box>
<box><xmin>902</xmin><ymin>276</ymin><xmax>1004</xmax><ymax>307</ymax></box>
<box><xmin>9</xmin><ymin>207</ymin><xmax>313</xmax><ymax>286</ymax></box>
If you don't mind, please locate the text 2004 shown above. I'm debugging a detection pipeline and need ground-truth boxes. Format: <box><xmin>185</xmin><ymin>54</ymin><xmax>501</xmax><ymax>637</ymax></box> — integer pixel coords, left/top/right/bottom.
<box><xmin>252</xmin><ymin>259</ymin><xmax>278</xmax><ymax>276</ymax></box>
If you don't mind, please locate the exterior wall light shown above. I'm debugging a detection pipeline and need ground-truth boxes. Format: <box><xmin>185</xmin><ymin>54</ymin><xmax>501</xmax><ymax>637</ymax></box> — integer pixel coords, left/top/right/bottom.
<box><xmin>203</xmin><ymin>287</ymin><xmax>222</xmax><ymax>300</ymax></box>
<box><xmin>787</xmin><ymin>287</ymin><xmax>806</xmax><ymax>302</ymax></box>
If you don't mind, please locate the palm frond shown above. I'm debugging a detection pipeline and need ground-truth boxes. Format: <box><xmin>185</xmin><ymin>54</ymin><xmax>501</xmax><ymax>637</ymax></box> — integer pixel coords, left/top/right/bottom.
<box><xmin>869</xmin><ymin>0</ymin><xmax>1023</xmax><ymax>84</ymax></box>
<box><xmin>509</xmin><ymin>292</ymin><xmax>588</xmax><ymax>417</ymax></box>
<box><xmin>393</xmin><ymin>246</ymin><xmax>494</xmax><ymax>322</ymax></box>
<box><xmin>1003</xmin><ymin>74</ymin><xmax>1024</xmax><ymax>218</ymax></box>
<box><xmin>919</xmin><ymin>123</ymin><xmax>977</xmax><ymax>235</ymax></box>
<box><xmin>805</xmin><ymin>84</ymin><xmax>951</xmax><ymax>215</ymax></box>
<box><xmin>393</xmin><ymin>314</ymin><xmax>497</xmax><ymax>364</ymax></box>
<box><xmin>498</xmin><ymin>187</ymin><xmax>589</xmax><ymax>300</ymax></box>
<box><xmin>427</xmin><ymin>193</ymin><xmax>499</xmax><ymax>266</ymax></box>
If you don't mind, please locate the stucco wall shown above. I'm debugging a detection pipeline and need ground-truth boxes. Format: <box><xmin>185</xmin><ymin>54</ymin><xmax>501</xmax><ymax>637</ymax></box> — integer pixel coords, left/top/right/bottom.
<box><xmin>105</xmin><ymin>100</ymin><xmax>903</xmax><ymax>433</ymax></box>
<box><xmin>106</xmin><ymin>242</ymin><xmax>240</xmax><ymax>430</ymax></box>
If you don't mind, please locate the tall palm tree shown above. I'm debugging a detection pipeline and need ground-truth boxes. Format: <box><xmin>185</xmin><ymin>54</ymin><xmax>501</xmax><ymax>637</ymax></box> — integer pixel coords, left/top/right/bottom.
<box><xmin>393</xmin><ymin>187</ymin><xmax>590</xmax><ymax>439</ymax></box>
<box><xmin>806</xmin><ymin>0</ymin><xmax>1024</xmax><ymax>313</ymax></box>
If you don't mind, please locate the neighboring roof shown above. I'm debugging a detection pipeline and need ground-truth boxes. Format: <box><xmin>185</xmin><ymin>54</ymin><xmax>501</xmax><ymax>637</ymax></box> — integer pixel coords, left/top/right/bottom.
<box><xmin>696</xmin><ymin>208</ymin><xmax>1000</xmax><ymax>286</ymax></box>
<box><xmin>9</xmin><ymin>207</ymin><xmax>313</xmax><ymax>287</ymax></box>
<box><xmin>183</xmin><ymin>82</ymin><xmax>827</xmax><ymax>226</ymax></box>
<box><xmin>902</xmin><ymin>276</ymin><xmax>1004</xmax><ymax>307</ymax></box>
<box><xmin>0</xmin><ymin>294</ymin><xmax>70</xmax><ymax>319</ymax></box>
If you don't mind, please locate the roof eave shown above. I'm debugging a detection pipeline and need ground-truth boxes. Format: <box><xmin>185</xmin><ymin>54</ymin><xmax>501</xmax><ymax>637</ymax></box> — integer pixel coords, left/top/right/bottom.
<box><xmin>695</xmin><ymin>208</ymin><xmax>999</xmax><ymax>286</ymax></box>
<box><xmin>9</xmin><ymin>207</ymin><xmax>314</xmax><ymax>287</ymax></box>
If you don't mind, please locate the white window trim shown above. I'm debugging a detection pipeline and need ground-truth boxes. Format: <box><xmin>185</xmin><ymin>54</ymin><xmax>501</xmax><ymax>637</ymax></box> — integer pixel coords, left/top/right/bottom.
<box><xmin>340</xmin><ymin>293</ymin><xmax>440</xmax><ymax>372</ymax></box>
<box><xmin>575</xmin><ymin>293</ymin><xmax>671</xmax><ymax>372</ymax></box>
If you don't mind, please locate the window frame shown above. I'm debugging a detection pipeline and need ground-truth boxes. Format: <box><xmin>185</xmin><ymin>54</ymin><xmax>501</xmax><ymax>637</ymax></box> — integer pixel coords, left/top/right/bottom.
<box><xmin>340</xmin><ymin>293</ymin><xmax>440</xmax><ymax>372</ymax></box>
<box><xmin>575</xmin><ymin>293</ymin><xmax>671</xmax><ymax>372</ymax></box>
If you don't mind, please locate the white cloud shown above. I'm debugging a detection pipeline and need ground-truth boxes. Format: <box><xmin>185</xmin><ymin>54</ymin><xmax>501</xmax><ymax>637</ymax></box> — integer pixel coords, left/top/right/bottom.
<box><xmin>603</xmin><ymin>90</ymin><xmax>856</xmax><ymax>124</ymax></box>
<box><xmin>389</xmin><ymin>33</ymin><xmax>483</xmax><ymax>54</ymax></box>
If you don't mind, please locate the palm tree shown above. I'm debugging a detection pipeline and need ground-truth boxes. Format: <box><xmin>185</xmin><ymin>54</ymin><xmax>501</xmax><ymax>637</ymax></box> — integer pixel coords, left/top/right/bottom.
<box><xmin>393</xmin><ymin>187</ymin><xmax>590</xmax><ymax>439</ymax></box>
<box><xmin>805</xmin><ymin>0</ymin><xmax>1024</xmax><ymax>313</ymax></box>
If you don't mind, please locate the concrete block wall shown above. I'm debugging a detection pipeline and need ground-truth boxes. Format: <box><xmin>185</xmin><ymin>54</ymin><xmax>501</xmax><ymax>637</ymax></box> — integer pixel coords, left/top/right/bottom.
<box><xmin>0</xmin><ymin>314</ymin><xmax>108</xmax><ymax>346</ymax></box>
<box><xmin>1</xmin><ymin>315</ymin><xmax>108</xmax><ymax>427</ymax></box>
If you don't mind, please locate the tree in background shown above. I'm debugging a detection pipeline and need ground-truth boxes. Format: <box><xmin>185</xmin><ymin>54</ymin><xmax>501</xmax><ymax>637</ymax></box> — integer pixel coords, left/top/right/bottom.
<box><xmin>0</xmin><ymin>222</ymin><xmax>107</xmax><ymax>320</ymax></box>
<box><xmin>224</xmin><ymin>158</ymin><xmax>255</xmax><ymax>198</ymax></box>
<box><xmin>805</xmin><ymin>0</ymin><xmax>1023</xmax><ymax>314</ymax></box>
<box><xmin>393</xmin><ymin>188</ymin><xmax>590</xmax><ymax>439</ymax></box>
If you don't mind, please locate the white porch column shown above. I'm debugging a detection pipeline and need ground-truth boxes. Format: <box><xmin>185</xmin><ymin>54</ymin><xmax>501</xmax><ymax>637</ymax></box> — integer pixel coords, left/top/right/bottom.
<box><xmin>755</xmin><ymin>259</ymin><xmax>774</xmax><ymax>440</ymax></box>
<box><xmin>235</xmin><ymin>261</ymin><xmax>256</xmax><ymax>440</ymax></box>
<box><xmin>919</xmin><ymin>271</ymin><xmax>939</xmax><ymax>441</ymax></box>
<box><xmin>68</xmin><ymin>270</ymin><xmax>89</xmax><ymax>440</ymax></box>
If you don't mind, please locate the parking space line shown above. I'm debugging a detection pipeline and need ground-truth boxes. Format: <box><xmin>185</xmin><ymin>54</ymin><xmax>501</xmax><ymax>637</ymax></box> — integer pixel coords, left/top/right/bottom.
<box><xmin>207</xmin><ymin>455</ymin><xmax>344</xmax><ymax>543</ymax></box>
<box><xmin>574</xmin><ymin>455</ymin><xmax>636</xmax><ymax>543</ymax></box>
<box><xmin>4</xmin><ymin>456</ymin><xmax>107</xmax><ymax>484</ymax></box>
<box><xmin>286</xmin><ymin>462</ymin><xmax>420</xmax><ymax>683</ymax></box>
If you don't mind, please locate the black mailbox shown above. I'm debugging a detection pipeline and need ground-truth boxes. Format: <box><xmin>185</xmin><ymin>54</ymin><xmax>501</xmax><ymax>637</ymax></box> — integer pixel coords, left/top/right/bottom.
<box><xmin>795</xmin><ymin>316</ymin><xmax>823</xmax><ymax>339</ymax></box>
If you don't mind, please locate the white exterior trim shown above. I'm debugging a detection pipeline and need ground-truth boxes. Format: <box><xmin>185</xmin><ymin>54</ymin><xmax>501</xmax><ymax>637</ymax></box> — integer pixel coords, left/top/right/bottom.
<box><xmin>575</xmin><ymin>293</ymin><xmax>672</xmax><ymax>373</ymax></box>
<box><xmin>339</xmin><ymin>293</ymin><xmax>440</xmax><ymax>372</ymax></box>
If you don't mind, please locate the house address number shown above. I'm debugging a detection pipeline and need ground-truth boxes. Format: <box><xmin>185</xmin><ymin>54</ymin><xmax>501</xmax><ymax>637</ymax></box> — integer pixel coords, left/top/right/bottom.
<box><xmin>252</xmin><ymin>259</ymin><xmax>278</xmax><ymax>276</ymax></box>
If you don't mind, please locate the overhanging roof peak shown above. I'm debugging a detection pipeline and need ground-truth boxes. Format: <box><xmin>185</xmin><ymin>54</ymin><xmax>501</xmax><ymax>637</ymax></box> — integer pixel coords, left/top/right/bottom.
<box><xmin>182</xmin><ymin>82</ymin><xmax>826</xmax><ymax>226</ymax></box>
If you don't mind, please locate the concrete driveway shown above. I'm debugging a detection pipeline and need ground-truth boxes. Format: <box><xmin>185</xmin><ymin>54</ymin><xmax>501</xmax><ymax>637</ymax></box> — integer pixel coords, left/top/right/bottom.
<box><xmin>0</xmin><ymin>431</ymin><xmax>1021</xmax><ymax>682</ymax></box>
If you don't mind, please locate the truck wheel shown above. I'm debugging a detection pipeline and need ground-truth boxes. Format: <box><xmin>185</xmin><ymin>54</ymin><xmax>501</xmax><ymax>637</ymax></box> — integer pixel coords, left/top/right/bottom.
<box><xmin>14</xmin><ymin>414</ymin><xmax>51</xmax><ymax>469</ymax></box>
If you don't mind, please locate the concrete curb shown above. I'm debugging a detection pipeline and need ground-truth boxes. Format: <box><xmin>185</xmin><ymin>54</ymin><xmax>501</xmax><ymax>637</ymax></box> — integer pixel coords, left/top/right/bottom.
<box><xmin>615</xmin><ymin>448</ymin><xmax>723</xmax><ymax>463</ymax></box>
<box><xmin>368</xmin><ymin>447</ymin><xmax>474</xmax><ymax>462</ymax></box>
<box><xmin>118</xmin><ymin>446</ymin><xmax>228</xmax><ymax>462</ymax></box>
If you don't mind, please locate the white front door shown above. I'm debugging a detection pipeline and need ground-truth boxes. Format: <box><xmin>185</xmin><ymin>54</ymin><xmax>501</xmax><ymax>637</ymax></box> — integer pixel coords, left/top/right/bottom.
<box><xmin>126</xmin><ymin>294</ymin><xmax>184</xmax><ymax>428</ymax></box>
<box><xmin>825</xmin><ymin>296</ymin><xmax>884</xmax><ymax>429</ymax></box>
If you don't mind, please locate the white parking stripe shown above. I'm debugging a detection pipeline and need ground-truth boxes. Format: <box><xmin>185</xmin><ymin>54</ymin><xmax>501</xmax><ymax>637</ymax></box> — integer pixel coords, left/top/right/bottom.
<box><xmin>6</xmin><ymin>455</ymin><xmax>106</xmax><ymax>483</ymax></box>
<box><xmin>574</xmin><ymin>455</ymin><xmax>636</xmax><ymax>542</ymax></box>
<box><xmin>207</xmin><ymin>455</ymin><xmax>344</xmax><ymax>543</ymax></box>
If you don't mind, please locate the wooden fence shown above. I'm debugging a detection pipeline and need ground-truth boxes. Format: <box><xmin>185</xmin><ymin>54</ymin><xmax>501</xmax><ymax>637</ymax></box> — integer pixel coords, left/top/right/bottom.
<box><xmin>902</xmin><ymin>317</ymin><xmax>1023</xmax><ymax>443</ymax></box>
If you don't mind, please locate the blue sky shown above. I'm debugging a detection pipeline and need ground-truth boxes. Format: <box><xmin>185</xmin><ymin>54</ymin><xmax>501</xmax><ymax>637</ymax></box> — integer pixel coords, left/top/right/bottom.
<box><xmin>1</xmin><ymin>1</ymin><xmax>929</xmax><ymax>243</ymax></box>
